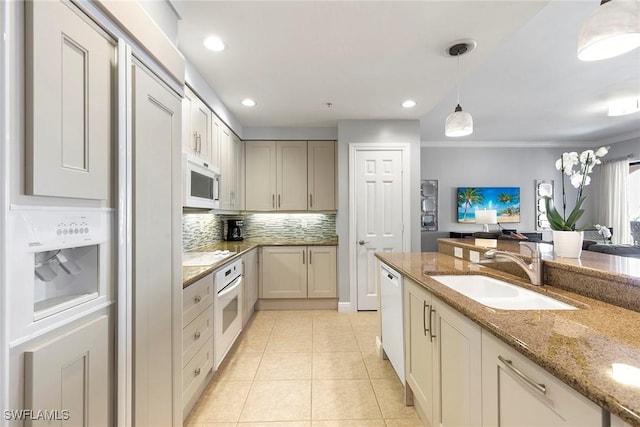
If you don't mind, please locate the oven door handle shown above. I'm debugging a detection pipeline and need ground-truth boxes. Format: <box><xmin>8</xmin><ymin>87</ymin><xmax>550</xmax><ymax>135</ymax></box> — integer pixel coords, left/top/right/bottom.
<box><xmin>217</xmin><ymin>276</ymin><xmax>242</xmax><ymax>298</ymax></box>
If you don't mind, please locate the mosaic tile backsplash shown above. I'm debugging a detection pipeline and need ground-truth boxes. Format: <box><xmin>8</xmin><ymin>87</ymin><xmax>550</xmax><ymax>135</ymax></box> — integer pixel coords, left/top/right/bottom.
<box><xmin>183</xmin><ymin>212</ymin><xmax>337</xmax><ymax>252</ymax></box>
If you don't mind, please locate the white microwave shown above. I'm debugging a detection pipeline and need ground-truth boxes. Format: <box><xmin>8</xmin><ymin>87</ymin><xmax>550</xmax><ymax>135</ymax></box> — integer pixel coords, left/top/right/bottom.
<box><xmin>183</xmin><ymin>152</ymin><xmax>220</xmax><ymax>209</ymax></box>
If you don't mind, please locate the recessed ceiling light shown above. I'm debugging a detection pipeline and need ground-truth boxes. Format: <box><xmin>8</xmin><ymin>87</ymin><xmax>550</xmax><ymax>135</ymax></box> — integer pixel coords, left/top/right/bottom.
<box><xmin>402</xmin><ymin>100</ymin><xmax>416</xmax><ymax>108</ymax></box>
<box><xmin>608</xmin><ymin>98</ymin><xmax>640</xmax><ymax>116</ymax></box>
<box><xmin>242</xmin><ymin>99</ymin><xmax>256</xmax><ymax>107</ymax></box>
<box><xmin>203</xmin><ymin>35</ymin><xmax>226</xmax><ymax>52</ymax></box>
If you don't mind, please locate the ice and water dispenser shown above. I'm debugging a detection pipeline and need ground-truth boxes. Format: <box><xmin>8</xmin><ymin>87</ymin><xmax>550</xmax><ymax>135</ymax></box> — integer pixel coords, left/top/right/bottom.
<box><xmin>8</xmin><ymin>207</ymin><xmax>113</xmax><ymax>341</ymax></box>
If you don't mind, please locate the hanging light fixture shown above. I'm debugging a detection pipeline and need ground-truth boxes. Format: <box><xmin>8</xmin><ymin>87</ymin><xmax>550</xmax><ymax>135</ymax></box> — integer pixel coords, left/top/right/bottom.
<box><xmin>445</xmin><ymin>41</ymin><xmax>475</xmax><ymax>137</ymax></box>
<box><xmin>577</xmin><ymin>0</ymin><xmax>640</xmax><ymax>61</ymax></box>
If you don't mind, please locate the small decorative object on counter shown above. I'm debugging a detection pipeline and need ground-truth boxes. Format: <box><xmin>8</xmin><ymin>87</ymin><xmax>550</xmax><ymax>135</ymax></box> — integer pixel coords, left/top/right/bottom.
<box><xmin>544</xmin><ymin>146</ymin><xmax>609</xmax><ymax>258</ymax></box>
<box><xmin>594</xmin><ymin>224</ymin><xmax>612</xmax><ymax>243</ymax></box>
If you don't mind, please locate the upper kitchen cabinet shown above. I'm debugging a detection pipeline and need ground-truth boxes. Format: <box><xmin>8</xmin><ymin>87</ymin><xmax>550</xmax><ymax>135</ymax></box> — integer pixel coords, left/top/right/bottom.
<box><xmin>245</xmin><ymin>140</ymin><xmax>277</xmax><ymax>210</ymax></box>
<box><xmin>25</xmin><ymin>0</ymin><xmax>114</xmax><ymax>200</ymax></box>
<box><xmin>182</xmin><ymin>87</ymin><xmax>214</xmax><ymax>165</ymax></box>
<box><xmin>278</xmin><ymin>141</ymin><xmax>308</xmax><ymax>210</ymax></box>
<box><xmin>307</xmin><ymin>141</ymin><xmax>336</xmax><ymax>211</ymax></box>
<box><xmin>246</xmin><ymin>140</ymin><xmax>329</xmax><ymax>211</ymax></box>
<box><xmin>218</xmin><ymin>122</ymin><xmax>243</xmax><ymax>211</ymax></box>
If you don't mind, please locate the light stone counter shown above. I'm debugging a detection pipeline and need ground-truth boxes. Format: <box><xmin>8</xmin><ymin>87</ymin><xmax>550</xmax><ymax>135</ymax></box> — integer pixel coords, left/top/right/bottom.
<box><xmin>376</xmin><ymin>251</ymin><xmax>640</xmax><ymax>426</ymax></box>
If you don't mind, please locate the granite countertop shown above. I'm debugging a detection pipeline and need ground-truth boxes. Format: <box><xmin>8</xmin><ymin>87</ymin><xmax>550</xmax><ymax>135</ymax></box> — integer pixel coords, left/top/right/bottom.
<box><xmin>376</xmin><ymin>251</ymin><xmax>640</xmax><ymax>426</ymax></box>
<box><xmin>440</xmin><ymin>238</ymin><xmax>640</xmax><ymax>285</ymax></box>
<box><xmin>182</xmin><ymin>237</ymin><xmax>338</xmax><ymax>288</ymax></box>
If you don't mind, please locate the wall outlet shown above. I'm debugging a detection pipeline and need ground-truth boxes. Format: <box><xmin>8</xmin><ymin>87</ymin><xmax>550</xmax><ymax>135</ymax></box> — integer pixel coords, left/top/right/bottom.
<box><xmin>454</xmin><ymin>247</ymin><xmax>463</xmax><ymax>258</ymax></box>
<box><xmin>469</xmin><ymin>250</ymin><xmax>480</xmax><ymax>263</ymax></box>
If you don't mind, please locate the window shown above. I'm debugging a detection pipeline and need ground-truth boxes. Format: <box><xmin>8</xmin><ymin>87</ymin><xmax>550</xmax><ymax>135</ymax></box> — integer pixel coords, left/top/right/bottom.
<box><xmin>630</xmin><ymin>162</ymin><xmax>640</xmax><ymax>245</ymax></box>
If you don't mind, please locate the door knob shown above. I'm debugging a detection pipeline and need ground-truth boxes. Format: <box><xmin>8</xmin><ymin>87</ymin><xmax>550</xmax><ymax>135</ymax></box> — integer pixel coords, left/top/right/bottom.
<box><xmin>358</xmin><ymin>240</ymin><xmax>369</xmax><ymax>245</ymax></box>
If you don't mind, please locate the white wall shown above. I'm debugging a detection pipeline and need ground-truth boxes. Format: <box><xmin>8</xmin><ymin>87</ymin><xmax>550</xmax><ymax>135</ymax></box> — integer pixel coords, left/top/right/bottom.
<box><xmin>420</xmin><ymin>144</ymin><xmax>592</xmax><ymax>251</ymax></box>
<box><xmin>337</xmin><ymin>119</ymin><xmax>421</xmax><ymax>304</ymax></box>
<box><xmin>243</xmin><ymin>127</ymin><xmax>337</xmax><ymax>141</ymax></box>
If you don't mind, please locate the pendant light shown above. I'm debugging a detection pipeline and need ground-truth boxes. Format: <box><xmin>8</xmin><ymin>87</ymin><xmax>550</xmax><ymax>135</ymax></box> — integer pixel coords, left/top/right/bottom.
<box><xmin>445</xmin><ymin>42</ymin><xmax>474</xmax><ymax>137</ymax></box>
<box><xmin>577</xmin><ymin>0</ymin><xmax>640</xmax><ymax>61</ymax></box>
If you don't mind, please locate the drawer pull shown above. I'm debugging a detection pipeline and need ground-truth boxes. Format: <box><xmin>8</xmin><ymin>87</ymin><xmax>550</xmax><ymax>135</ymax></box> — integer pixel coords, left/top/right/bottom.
<box><xmin>194</xmin><ymin>295</ymin><xmax>202</xmax><ymax>303</ymax></box>
<box><xmin>498</xmin><ymin>355</ymin><xmax>546</xmax><ymax>395</ymax></box>
<box><xmin>194</xmin><ymin>367</ymin><xmax>201</xmax><ymax>376</ymax></box>
<box><xmin>423</xmin><ymin>302</ymin><xmax>429</xmax><ymax>337</ymax></box>
<box><xmin>194</xmin><ymin>331</ymin><xmax>201</xmax><ymax>340</ymax></box>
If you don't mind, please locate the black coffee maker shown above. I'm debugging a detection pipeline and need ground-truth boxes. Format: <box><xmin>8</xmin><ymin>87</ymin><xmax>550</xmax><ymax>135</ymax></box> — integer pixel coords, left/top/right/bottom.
<box><xmin>225</xmin><ymin>219</ymin><xmax>244</xmax><ymax>241</ymax></box>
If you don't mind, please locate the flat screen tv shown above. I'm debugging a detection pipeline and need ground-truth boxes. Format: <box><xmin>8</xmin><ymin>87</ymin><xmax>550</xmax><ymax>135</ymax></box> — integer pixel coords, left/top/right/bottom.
<box><xmin>457</xmin><ymin>187</ymin><xmax>520</xmax><ymax>223</ymax></box>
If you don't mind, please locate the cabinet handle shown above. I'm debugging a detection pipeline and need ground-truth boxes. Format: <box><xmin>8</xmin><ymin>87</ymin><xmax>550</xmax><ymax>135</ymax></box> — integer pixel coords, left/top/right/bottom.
<box><xmin>498</xmin><ymin>356</ymin><xmax>547</xmax><ymax>395</ymax></box>
<box><xmin>272</xmin><ymin>194</ymin><xmax>275</xmax><ymax>208</ymax></box>
<box><xmin>302</xmin><ymin>250</ymin><xmax>305</xmax><ymax>264</ymax></box>
<box><xmin>423</xmin><ymin>302</ymin><xmax>429</xmax><ymax>336</ymax></box>
<box><xmin>194</xmin><ymin>367</ymin><xmax>201</xmax><ymax>376</ymax></box>
<box><xmin>193</xmin><ymin>131</ymin><xmax>198</xmax><ymax>152</ymax></box>
<box><xmin>428</xmin><ymin>306</ymin><xmax>436</xmax><ymax>342</ymax></box>
<box><xmin>194</xmin><ymin>331</ymin><xmax>201</xmax><ymax>340</ymax></box>
<box><xmin>309</xmin><ymin>194</ymin><xmax>313</xmax><ymax>208</ymax></box>
<box><xmin>309</xmin><ymin>250</ymin><xmax>312</xmax><ymax>264</ymax></box>
<box><xmin>278</xmin><ymin>194</ymin><xmax>281</xmax><ymax>208</ymax></box>
<box><xmin>194</xmin><ymin>295</ymin><xmax>202</xmax><ymax>303</ymax></box>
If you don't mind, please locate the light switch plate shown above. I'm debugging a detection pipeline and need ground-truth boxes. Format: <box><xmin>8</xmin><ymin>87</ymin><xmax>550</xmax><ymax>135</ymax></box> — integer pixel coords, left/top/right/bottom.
<box><xmin>454</xmin><ymin>247</ymin><xmax>463</xmax><ymax>258</ymax></box>
<box><xmin>469</xmin><ymin>250</ymin><xmax>480</xmax><ymax>263</ymax></box>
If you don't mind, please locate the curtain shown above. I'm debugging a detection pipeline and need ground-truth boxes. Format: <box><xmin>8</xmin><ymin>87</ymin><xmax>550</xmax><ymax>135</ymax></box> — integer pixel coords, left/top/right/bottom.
<box><xmin>595</xmin><ymin>159</ymin><xmax>631</xmax><ymax>244</ymax></box>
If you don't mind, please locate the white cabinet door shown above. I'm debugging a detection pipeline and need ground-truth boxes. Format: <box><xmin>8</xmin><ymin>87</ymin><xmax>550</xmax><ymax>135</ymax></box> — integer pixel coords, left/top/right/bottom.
<box><xmin>261</xmin><ymin>246</ymin><xmax>307</xmax><ymax>298</ymax></box>
<box><xmin>308</xmin><ymin>141</ymin><xmax>336</xmax><ymax>211</ymax></box>
<box><xmin>24</xmin><ymin>315</ymin><xmax>110</xmax><ymax>427</ymax></box>
<box><xmin>210</xmin><ymin>114</ymin><xmax>222</xmax><ymax>171</ymax></box>
<box><xmin>434</xmin><ymin>297</ymin><xmax>482</xmax><ymax>427</ymax></box>
<box><xmin>25</xmin><ymin>0</ymin><xmax>114</xmax><ymax>200</ymax></box>
<box><xmin>218</xmin><ymin>124</ymin><xmax>242</xmax><ymax>210</ymax></box>
<box><xmin>183</xmin><ymin>87</ymin><xmax>212</xmax><ymax>162</ymax></box>
<box><xmin>307</xmin><ymin>246</ymin><xmax>337</xmax><ymax>298</ymax></box>
<box><xmin>482</xmin><ymin>331</ymin><xmax>601</xmax><ymax>427</ymax></box>
<box><xmin>404</xmin><ymin>278</ymin><xmax>435</xmax><ymax>427</ymax></box>
<box><xmin>232</xmin><ymin>134</ymin><xmax>244</xmax><ymax>210</ymax></box>
<box><xmin>245</xmin><ymin>141</ymin><xmax>277</xmax><ymax>211</ymax></box>
<box><xmin>132</xmin><ymin>63</ymin><xmax>181</xmax><ymax>427</ymax></box>
<box><xmin>277</xmin><ymin>141</ymin><xmax>308</xmax><ymax>210</ymax></box>
<box><xmin>191</xmin><ymin>93</ymin><xmax>212</xmax><ymax>163</ymax></box>
<box><xmin>242</xmin><ymin>248</ymin><xmax>259</xmax><ymax>324</ymax></box>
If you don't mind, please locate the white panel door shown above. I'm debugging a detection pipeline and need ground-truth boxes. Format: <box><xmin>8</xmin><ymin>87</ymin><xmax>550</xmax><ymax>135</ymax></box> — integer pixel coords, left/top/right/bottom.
<box><xmin>132</xmin><ymin>63</ymin><xmax>181</xmax><ymax>427</ymax></box>
<box><xmin>277</xmin><ymin>141</ymin><xmax>308</xmax><ymax>210</ymax></box>
<box><xmin>355</xmin><ymin>150</ymin><xmax>403</xmax><ymax>310</ymax></box>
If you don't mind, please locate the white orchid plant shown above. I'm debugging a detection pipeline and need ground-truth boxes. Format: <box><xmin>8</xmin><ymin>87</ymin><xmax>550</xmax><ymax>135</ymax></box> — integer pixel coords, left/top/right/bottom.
<box><xmin>544</xmin><ymin>146</ymin><xmax>609</xmax><ymax>231</ymax></box>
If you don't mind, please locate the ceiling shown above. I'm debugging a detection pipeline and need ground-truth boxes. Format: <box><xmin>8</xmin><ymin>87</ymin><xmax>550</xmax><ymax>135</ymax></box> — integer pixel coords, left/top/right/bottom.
<box><xmin>176</xmin><ymin>1</ymin><xmax>640</xmax><ymax>144</ymax></box>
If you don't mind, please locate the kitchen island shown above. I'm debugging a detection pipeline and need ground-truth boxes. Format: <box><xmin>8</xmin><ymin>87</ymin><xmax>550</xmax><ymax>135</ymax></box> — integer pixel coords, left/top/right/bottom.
<box><xmin>376</xmin><ymin>247</ymin><xmax>640</xmax><ymax>426</ymax></box>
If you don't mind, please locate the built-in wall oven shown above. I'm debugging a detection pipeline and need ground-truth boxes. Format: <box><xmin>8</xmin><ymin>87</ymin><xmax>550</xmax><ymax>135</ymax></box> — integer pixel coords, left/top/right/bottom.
<box><xmin>213</xmin><ymin>258</ymin><xmax>243</xmax><ymax>369</ymax></box>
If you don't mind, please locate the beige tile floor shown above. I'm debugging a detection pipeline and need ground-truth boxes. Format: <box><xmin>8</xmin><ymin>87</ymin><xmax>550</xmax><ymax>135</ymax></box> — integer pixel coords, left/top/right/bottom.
<box><xmin>185</xmin><ymin>310</ymin><xmax>422</xmax><ymax>427</ymax></box>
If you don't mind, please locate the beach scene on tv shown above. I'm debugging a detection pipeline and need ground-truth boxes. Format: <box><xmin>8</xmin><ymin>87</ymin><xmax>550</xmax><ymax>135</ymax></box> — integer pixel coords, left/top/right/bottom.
<box><xmin>457</xmin><ymin>187</ymin><xmax>521</xmax><ymax>223</ymax></box>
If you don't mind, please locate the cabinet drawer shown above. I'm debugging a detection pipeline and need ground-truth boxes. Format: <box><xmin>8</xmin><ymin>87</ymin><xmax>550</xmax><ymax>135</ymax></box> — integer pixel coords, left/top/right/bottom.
<box><xmin>183</xmin><ymin>274</ymin><xmax>213</xmax><ymax>326</ymax></box>
<box><xmin>183</xmin><ymin>337</ymin><xmax>213</xmax><ymax>403</ymax></box>
<box><xmin>482</xmin><ymin>331</ymin><xmax>601</xmax><ymax>426</ymax></box>
<box><xmin>183</xmin><ymin>307</ymin><xmax>213</xmax><ymax>367</ymax></box>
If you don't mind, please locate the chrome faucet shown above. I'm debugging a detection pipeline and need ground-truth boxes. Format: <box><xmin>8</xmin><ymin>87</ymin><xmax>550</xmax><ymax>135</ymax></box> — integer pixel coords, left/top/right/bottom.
<box><xmin>485</xmin><ymin>242</ymin><xmax>544</xmax><ymax>286</ymax></box>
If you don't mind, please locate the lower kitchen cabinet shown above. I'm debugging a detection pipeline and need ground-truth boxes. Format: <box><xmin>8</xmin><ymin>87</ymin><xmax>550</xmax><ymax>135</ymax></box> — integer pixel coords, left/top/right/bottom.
<box><xmin>182</xmin><ymin>274</ymin><xmax>214</xmax><ymax>419</ymax></box>
<box><xmin>23</xmin><ymin>315</ymin><xmax>110</xmax><ymax>427</ymax></box>
<box><xmin>261</xmin><ymin>246</ymin><xmax>336</xmax><ymax>299</ymax></box>
<box><xmin>242</xmin><ymin>248</ymin><xmax>259</xmax><ymax>325</ymax></box>
<box><xmin>404</xmin><ymin>278</ymin><xmax>435</xmax><ymax>426</ymax></box>
<box><xmin>482</xmin><ymin>330</ymin><xmax>601</xmax><ymax>427</ymax></box>
<box><xmin>403</xmin><ymin>278</ymin><xmax>482</xmax><ymax>427</ymax></box>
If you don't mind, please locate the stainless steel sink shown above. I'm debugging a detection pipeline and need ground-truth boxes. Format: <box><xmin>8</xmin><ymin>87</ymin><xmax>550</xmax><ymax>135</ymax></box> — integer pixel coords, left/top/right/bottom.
<box><xmin>429</xmin><ymin>275</ymin><xmax>577</xmax><ymax>310</ymax></box>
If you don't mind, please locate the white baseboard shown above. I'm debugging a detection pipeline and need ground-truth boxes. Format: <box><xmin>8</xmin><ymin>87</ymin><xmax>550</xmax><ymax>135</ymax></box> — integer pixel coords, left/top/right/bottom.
<box><xmin>337</xmin><ymin>301</ymin><xmax>354</xmax><ymax>313</ymax></box>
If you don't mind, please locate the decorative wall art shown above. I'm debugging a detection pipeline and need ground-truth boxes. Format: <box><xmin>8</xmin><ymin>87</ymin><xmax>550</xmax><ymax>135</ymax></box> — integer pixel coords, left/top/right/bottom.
<box><xmin>457</xmin><ymin>187</ymin><xmax>520</xmax><ymax>224</ymax></box>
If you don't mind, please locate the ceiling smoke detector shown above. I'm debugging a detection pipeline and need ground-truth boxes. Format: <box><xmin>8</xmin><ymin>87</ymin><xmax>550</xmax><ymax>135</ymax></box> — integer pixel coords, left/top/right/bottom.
<box><xmin>443</xmin><ymin>39</ymin><xmax>477</xmax><ymax>57</ymax></box>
